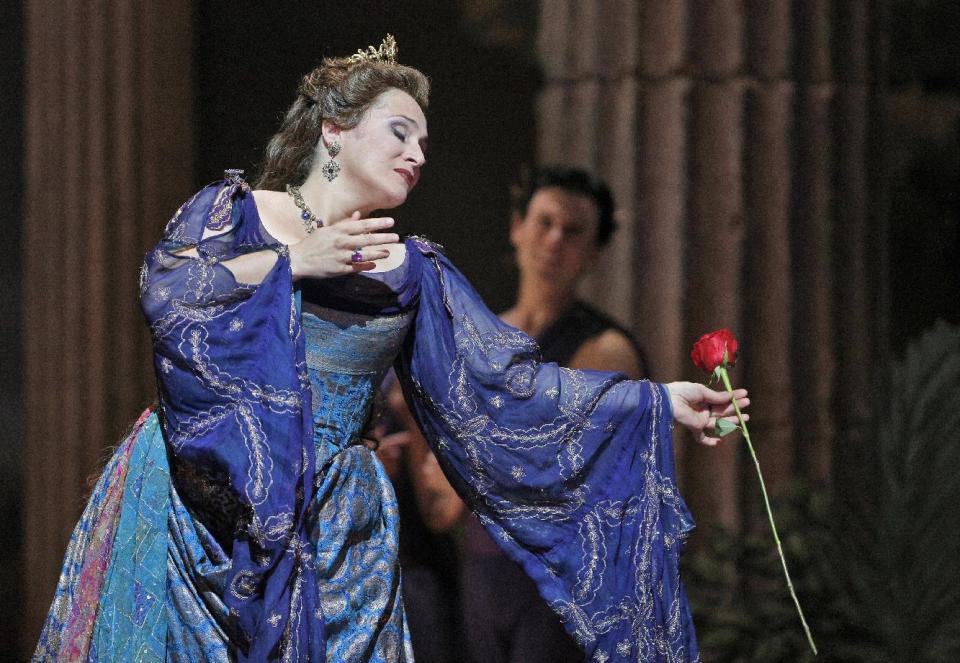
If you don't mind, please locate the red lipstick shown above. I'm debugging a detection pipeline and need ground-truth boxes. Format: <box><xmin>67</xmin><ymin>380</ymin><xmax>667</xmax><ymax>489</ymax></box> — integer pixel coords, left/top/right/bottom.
<box><xmin>394</xmin><ymin>168</ymin><xmax>416</xmax><ymax>188</ymax></box>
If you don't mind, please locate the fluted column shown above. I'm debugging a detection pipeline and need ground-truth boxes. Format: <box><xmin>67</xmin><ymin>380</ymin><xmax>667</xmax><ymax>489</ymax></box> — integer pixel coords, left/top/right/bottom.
<box><xmin>792</xmin><ymin>0</ymin><xmax>837</xmax><ymax>481</ymax></box>
<box><xmin>632</xmin><ymin>1</ymin><xmax>688</xmax><ymax>385</ymax></box>
<box><xmin>535</xmin><ymin>0</ymin><xmax>880</xmax><ymax>538</ymax></box>
<box><xmin>742</xmin><ymin>0</ymin><xmax>795</xmax><ymax>496</ymax></box>
<box><xmin>22</xmin><ymin>0</ymin><xmax>193</xmax><ymax>645</ymax></box>
<box><xmin>567</xmin><ymin>0</ymin><xmax>602</xmax><ymax>167</ymax></box>
<box><xmin>536</xmin><ymin>0</ymin><xmax>572</xmax><ymax>166</ymax></box>
<box><xmin>593</xmin><ymin>0</ymin><xmax>640</xmax><ymax>326</ymax></box>
<box><xmin>682</xmin><ymin>0</ymin><xmax>745</xmax><ymax>530</ymax></box>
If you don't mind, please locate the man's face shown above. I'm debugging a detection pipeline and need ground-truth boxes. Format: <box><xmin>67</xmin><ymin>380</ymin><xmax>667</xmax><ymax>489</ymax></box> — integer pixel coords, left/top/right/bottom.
<box><xmin>510</xmin><ymin>186</ymin><xmax>601</xmax><ymax>291</ymax></box>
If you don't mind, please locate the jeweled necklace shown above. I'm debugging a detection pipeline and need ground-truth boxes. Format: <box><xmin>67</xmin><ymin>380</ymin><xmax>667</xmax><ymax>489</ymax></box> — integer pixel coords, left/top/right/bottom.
<box><xmin>285</xmin><ymin>184</ymin><xmax>324</xmax><ymax>233</ymax></box>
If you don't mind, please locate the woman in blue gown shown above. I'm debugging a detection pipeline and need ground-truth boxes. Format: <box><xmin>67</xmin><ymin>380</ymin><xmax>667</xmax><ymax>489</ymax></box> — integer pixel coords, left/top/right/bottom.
<box><xmin>33</xmin><ymin>37</ymin><xmax>748</xmax><ymax>663</ymax></box>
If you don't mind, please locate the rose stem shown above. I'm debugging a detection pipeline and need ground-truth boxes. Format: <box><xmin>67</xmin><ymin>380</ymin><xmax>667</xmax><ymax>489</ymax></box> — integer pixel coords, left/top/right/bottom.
<box><xmin>719</xmin><ymin>365</ymin><xmax>818</xmax><ymax>656</ymax></box>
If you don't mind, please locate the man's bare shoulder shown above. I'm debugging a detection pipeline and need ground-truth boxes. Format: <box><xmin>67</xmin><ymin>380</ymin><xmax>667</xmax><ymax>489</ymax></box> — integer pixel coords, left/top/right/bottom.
<box><xmin>568</xmin><ymin>329</ymin><xmax>643</xmax><ymax>379</ymax></box>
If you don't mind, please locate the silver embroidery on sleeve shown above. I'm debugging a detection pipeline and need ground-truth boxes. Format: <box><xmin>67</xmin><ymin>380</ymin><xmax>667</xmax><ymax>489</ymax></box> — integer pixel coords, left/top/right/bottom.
<box><xmin>409</xmin><ymin>248</ymin><xmax>699</xmax><ymax>661</ymax></box>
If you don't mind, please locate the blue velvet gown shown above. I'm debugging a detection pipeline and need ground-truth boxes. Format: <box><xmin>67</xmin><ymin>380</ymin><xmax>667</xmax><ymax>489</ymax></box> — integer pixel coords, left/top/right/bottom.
<box><xmin>33</xmin><ymin>172</ymin><xmax>700</xmax><ymax>663</ymax></box>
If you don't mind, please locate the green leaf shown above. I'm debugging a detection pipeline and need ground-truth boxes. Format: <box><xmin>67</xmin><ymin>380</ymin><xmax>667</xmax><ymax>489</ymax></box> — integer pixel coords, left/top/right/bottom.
<box><xmin>711</xmin><ymin>365</ymin><xmax>724</xmax><ymax>384</ymax></box>
<box><xmin>714</xmin><ymin>417</ymin><xmax>739</xmax><ymax>437</ymax></box>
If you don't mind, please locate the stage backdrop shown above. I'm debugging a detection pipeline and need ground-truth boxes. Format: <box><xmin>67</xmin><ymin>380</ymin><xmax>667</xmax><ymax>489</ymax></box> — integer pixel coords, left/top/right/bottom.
<box><xmin>18</xmin><ymin>0</ymin><xmax>893</xmax><ymax>657</ymax></box>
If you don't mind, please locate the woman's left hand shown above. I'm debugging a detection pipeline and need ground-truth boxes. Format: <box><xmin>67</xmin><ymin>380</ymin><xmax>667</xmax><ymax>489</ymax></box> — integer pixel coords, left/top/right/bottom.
<box><xmin>665</xmin><ymin>381</ymin><xmax>750</xmax><ymax>446</ymax></box>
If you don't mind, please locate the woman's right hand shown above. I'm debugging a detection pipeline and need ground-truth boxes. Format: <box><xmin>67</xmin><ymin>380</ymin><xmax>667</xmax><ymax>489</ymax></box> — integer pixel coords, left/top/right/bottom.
<box><xmin>665</xmin><ymin>381</ymin><xmax>750</xmax><ymax>447</ymax></box>
<box><xmin>288</xmin><ymin>212</ymin><xmax>400</xmax><ymax>279</ymax></box>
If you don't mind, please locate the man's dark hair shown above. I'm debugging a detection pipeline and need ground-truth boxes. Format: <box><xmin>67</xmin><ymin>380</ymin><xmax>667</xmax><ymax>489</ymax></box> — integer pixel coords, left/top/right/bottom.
<box><xmin>510</xmin><ymin>166</ymin><xmax>617</xmax><ymax>247</ymax></box>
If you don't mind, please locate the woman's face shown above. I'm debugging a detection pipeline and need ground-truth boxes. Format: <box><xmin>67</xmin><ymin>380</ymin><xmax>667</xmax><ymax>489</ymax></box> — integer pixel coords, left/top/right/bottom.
<box><xmin>326</xmin><ymin>88</ymin><xmax>428</xmax><ymax>209</ymax></box>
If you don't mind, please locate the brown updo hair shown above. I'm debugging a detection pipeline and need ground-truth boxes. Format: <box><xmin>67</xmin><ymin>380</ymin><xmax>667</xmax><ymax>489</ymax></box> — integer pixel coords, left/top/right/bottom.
<box><xmin>255</xmin><ymin>54</ymin><xmax>430</xmax><ymax>191</ymax></box>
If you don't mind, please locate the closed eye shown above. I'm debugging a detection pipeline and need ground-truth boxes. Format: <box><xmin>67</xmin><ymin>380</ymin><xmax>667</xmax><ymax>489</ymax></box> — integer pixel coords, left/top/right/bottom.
<box><xmin>391</xmin><ymin>122</ymin><xmax>408</xmax><ymax>141</ymax></box>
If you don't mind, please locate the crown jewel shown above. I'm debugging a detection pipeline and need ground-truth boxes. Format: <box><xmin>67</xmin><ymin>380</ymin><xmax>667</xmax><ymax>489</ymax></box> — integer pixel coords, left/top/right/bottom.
<box><xmin>349</xmin><ymin>34</ymin><xmax>398</xmax><ymax>64</ymax></box>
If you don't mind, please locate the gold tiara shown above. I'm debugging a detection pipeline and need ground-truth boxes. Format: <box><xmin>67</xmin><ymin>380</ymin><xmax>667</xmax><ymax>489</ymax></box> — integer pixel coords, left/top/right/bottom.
<box><xmin>348</xmin><ymin>34</ymin><xmax>398</xmax><ymax>64</ymax></box>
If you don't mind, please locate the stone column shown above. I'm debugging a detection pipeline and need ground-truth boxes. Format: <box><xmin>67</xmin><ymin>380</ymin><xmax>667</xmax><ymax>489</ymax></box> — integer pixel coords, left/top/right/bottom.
<box><xmin>535</xmin><ymin>0</ymin><xmax>880</xmax><ymax>536</ymax></box>
<box><xmin>742</xmin><ymin>0</ymin><xmax>795</xmax><ymax>498</ymax></box>
<box><xmin>792</xmin><ymin>0</ymin><xmax>837</xmax><ymax>481</ymax></box>
<box><xmin>22</xmin><ymin>0</ymin><xmax>193</xmax><ymax>644</ymax></box>
<box><xmin>632</xmin><ymin>1</ymin><xmax>689</xmax><ymax>385</ymax></box>
<box><xmin>682</xmin><ymin>0</ymin><xmax>746</xmax><ymax>530</ymax></box>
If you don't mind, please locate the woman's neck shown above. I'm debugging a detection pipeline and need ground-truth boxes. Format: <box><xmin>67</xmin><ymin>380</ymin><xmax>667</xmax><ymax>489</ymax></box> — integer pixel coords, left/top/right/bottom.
<box><xmin>297</xmin><ymin>169</ymin><xmax>373</xmax><ymax>225</ymax></box>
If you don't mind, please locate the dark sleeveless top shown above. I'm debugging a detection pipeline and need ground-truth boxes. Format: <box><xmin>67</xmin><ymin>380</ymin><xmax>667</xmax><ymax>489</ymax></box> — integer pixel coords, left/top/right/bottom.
<box><xmin>537</xmin><ymin>301</ymin><xmax>650</xmax><ymax>373</ymax></box>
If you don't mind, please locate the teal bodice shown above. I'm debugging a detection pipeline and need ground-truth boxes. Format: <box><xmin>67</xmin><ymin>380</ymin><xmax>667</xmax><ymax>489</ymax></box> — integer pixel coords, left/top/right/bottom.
<box><xmin>299</xmin><ymin>299</ymin><xmax>417</xmax><ymax>662</ymax></box>
<box><xmin>301</xmin><ymin>301</ymin><xmax>414</xmax><ymax>468</ymax></box>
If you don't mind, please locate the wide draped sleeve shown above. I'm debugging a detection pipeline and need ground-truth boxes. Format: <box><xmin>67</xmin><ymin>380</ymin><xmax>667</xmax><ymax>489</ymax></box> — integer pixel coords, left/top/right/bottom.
<box><xmin>139</xmin><ymin>173</ymin><xmax>324</xmax><ymax>662</ymax></box>
<box><xmin>395</xmin><ymin>239</ymin><xmax>700</xmax><ymax>663</ymax></box>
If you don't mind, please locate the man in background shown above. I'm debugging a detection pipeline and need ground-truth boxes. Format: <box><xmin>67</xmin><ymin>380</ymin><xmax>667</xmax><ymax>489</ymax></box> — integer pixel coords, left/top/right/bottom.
<box><xmin>498</xmin><ymin>166</ymin><xmax>647</xmax><ymax>377</ymax></box>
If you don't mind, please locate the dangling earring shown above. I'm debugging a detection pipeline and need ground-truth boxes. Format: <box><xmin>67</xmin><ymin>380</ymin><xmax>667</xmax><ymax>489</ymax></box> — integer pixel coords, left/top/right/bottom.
<box><xmin>321</xmin><ymin>140</ymin><xmax>341</xmax><ymax>182</ymax></box>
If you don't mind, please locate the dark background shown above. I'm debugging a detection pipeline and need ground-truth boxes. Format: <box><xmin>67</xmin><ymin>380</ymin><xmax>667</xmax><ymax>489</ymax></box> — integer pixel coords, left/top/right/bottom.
<box><xmin>192</xmin><ymin>0</ymin><xmax>538</xmax><ymax>308</ymax></box>
<box><xmin>0</xmin><ymin>0</ymin><xmax>25</xmax><ymax>656</ymax></box>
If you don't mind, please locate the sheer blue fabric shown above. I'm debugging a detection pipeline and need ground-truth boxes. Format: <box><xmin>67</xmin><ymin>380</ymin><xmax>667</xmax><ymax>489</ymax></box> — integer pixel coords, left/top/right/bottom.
<box><xmin>397</xmin><ymin>240</ymin><xmax>699</xmax><ymax>662</ymax></box>
<box><xmin>140</xmin><ymin>177</ymin><xmax>323</xmax><ymax>661</ymax></box>
<box><xmin>35</xmin><ymin>174</ymin><xmax>700</xmax><ymax>662</ymax></box>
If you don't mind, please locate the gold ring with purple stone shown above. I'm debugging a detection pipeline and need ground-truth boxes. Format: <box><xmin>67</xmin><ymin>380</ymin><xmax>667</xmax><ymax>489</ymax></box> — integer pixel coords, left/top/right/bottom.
<box><xmin>351</xmin><ymin>248</ymin><xmax>363</xmax><ymax>263</ymax></box>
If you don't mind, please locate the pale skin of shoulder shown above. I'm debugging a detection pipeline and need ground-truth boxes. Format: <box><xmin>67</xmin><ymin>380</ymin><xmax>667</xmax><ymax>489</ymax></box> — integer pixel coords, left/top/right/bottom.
<box><xmin>174</xmin><ymin>188</ymin><xmax>403</xmax><ymax>284</ymax></box>
<box><xmin>568</xmin><ymin>328</ymin><xmax>643</xmax><ymax>378</ymax></box>
<box><xmin>500</xmin><ymin>306</ymin><xmax>643</xmax><ymax>379</ymax></box>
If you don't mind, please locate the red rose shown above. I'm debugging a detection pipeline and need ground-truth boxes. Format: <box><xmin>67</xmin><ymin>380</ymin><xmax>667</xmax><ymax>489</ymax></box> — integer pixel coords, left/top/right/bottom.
<box><xmin>690</xmin><ymin>328</ymin><xmax>739</xmax><ymax>372</ymax></box>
